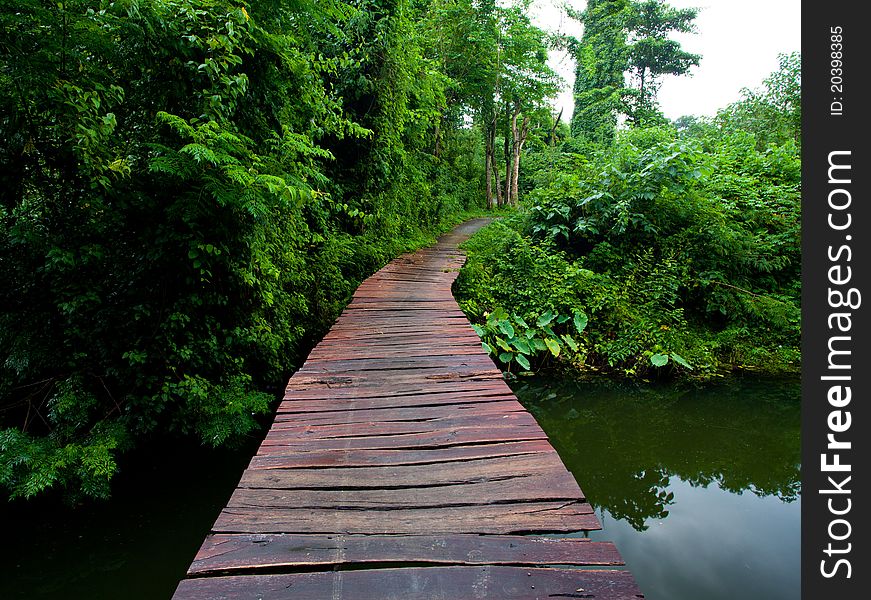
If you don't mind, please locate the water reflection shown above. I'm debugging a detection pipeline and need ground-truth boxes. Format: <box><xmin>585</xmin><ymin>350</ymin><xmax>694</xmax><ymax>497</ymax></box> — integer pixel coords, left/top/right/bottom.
<box><xmin>513</xmin><ymin>377</ymin><xmax>800</xmax><ymax>531</ymax></box>
<box><xmin>512</xmin><ymin>376</ymin><xmax>801</xmax><ymax>600</ymax></box>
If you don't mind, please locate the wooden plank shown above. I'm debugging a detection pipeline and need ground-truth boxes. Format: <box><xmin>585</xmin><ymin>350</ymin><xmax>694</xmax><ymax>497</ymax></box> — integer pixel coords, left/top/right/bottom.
<box><xmin>256</xmin><ymin>424</ymin><xmax>549</xmax><ymax>451</ymax></box>
<box><xmin>187</xmin><ymin>534</ymin><xmax>624</xmax><ymax>575</ymax></box>
<box><xmin>248</xmin><ymin>440</ymin><xmax>554</xmax><ymax>469</ymax></box>
<box><xmin>226</xmin><ymin>473</ymin><xmax>583</xmax><ymax>510</ymax></box>
<box><xmin>276</xmin><ymin>395</ymin><xmax>519</xmax><ymax>415</ymax></box>
<box><xmin>174</xmin><ymin>567</ymin><xmax>643</xmax><ymax>599</ymax></box>
<box><xmin>272</xmin><ymin>400</ymin><xmax>527</xmax><ymax>424</ymax></box>
<box><xmin>281</xmin><ymin>387</ymin><xmax>516</xmax><ymax>405</ymax></box>
<box><xmin>285</xmin><ymin>372</ymin><xmax>505</xmax><ymax>392</ymax></box>
<box><xmin>266</xmin><ymin>411</ymin><xmax>540</xmax><ymax>437</ymax></box>
<box><xmin>239</xmin><ymin>453</ymin><xmax>575</xmax><ymax>489</ymax></box>
<box><xmin>288</xmin><ymin>367</ymin><xmax>501</xmax><ymax>384</ymax></box>
<box><xmin>305</xmin><ymin>346</ymin><xmax>486</xmax><ymax>360</ymax></box>
<box><xmin>213</xmin><ymin>501</ymin><xmax>599</xmax><ymax>534</ymax></box>
<box><xmin>292</xmin><ymin>356</ymin><xmax>496</xmax><ymax>373</ymax></box>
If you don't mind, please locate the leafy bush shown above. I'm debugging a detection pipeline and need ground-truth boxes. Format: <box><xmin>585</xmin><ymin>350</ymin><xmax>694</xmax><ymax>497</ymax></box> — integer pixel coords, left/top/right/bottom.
<box><xmin>456</xmin><ymin>119</ymin><xmax>800</xmax><ymax>378</ymax></box>
<box><xmin>471</xmin><ymin>307</ymin><xmax>588</xmax><ymax>373</ymax></box>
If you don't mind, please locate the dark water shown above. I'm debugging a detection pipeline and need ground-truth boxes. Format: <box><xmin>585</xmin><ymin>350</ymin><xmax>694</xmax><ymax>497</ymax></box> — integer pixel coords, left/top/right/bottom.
<box><xmin>2</xmin><ymin>377</ymin><xmax>800</xmax><ymax>599</ymax></box>
<box><xmin>0</xmin><ymin>437</ymin><xmax>258</xmax><ymax>599</ymax></box>
<box><xmin>512</xmin><ymin>376</ymin><xmax>801</xmax><ymax>600</ymax></box>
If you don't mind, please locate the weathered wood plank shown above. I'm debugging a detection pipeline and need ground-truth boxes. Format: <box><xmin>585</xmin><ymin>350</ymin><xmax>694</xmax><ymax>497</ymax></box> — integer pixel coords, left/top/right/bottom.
<box><xmin>284</xmin><ymin>374</ymin><xmax>507</xmax><ymax>394</ymax></box>
<box><xmin>187</xmin><ymin>534</ymin><xmax>624</xmax><ymax>575</ymax></box>
<box><xmin>287</xmin><ymin>367</ymin><xmax>502</xmax><ymax>386</ymax></box>
<box><xmin>213</xmin><ymin>501</ymin><xmax>599</xmax><ymax>535</ymax></box>
<box><xmin>273</xmin><ymin>399</ymin><xmax>525</xmax><ymax>422</ymax></box>
<box><xmin>227</xmin><ymin>473</ymin><xmax>583</xmax><ymax>510</ymax></box>
<box><xmin>281</xmin><ymin>387</ymin><xmax>516</xmax><ymax>406</ymax></box>
<box><xmin>257</xmin><ymin>425</ymin><xmax>549</xmax><ymax>451</ymax></box>
<box><xmin>174</xmin><ymin>567</ymin><xmax>643</xmax><ymax>599</ymax></box>
<box><xmin>292</xmin><ymin>356</ymin><xmax>497</xmax><ymax>374</ymax></box>
<box><xmin>267</xmin><ymin>411</ymin><xmax>539</xmax><ymax>438</ymax></box>
<box><xmin>239</xmin><ymin>453</ymin><xmax>575</xmax><ymax>489</ymax></box>
<box><xmin>248</xmin><ymin>440</ymin><xmax>553</xmax><ymax>469</ymax></box>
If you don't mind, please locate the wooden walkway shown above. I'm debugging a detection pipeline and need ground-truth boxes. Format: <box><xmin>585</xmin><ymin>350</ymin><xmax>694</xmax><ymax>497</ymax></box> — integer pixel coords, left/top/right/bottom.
<box><xmin>173</xmin><ymin>220</ymin><xmax>643</xmax><ymax>599</ymax></box>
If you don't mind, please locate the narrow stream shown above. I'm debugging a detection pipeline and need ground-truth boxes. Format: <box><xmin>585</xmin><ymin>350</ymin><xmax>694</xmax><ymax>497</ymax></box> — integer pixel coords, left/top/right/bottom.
<box><xmin>512</xmin><ymin>375</ymin><xmax>801</xmax><ymax>600</ymax></box>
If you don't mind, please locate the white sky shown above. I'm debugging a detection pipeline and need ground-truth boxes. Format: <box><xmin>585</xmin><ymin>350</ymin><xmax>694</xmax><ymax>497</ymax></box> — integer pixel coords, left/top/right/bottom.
<box><xmin>531</xmin><ymin>0</ymin><xmax>801</xmax><ymax>121</ymax></box>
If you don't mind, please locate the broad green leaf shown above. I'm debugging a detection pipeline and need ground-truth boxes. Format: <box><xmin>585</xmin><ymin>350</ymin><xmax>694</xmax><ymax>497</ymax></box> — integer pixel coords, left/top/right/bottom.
<box><xmin>498</xmin><ymin>352</ymin><xmax>513</xmax><ymax>364</ymax></box>
<box><xmin>495</xmin><ymin>336</ymin><xmax>512</xmax><ymax>352</ymax></box>
<box><xmin>532</xmin><ymin>338</ymin><xmax>548</xmax><ymax>351</ymax></box>
<box><xmin>573</xmin><ymin>311</ymin><xmax>588</xmax><ymax>333</ymax></box>
<box><xmin>561</xmin><ymin>334</ymin><xmax>579</xmax><ymax>352</ymax></box>
<box><xmin>513</xmin><ymin>314</ymin><xmax>529</xmax><ymax>329</ymax></box>
<box><xmin>545</xmin><ymin>338</ymin><xmax>561</xmax><ymax>357</ymax></box>
<box><xmin>512</xmin><ymin>339</ymin><xmax>531</xmax><ymax>354</ymax></box>
<box><xmin>471</xmin><ymin>324</ymin><xmax>484</xmax><ymax>337</ymax></box>
<box><xmin>670</xmin><ymin>353</ymin><xmax>693</xmax><ymax>369</ymax></box>
<box><xmin>650</xmin><ymin>353</ymin><xmax>669</xmax><ymax>367</ymax></box>
<box><xmin>481</xmin><ymin>342</ymin><xmax>493</xmax><ymax>355</ymax></box>
<box><xmin>556</xmin><ymin>314</ymin><xmax>570</xmax><ymax>324</ymax></box>
<box><xmin>498</xmin><ymin>320</ymin><xmax>515</xmax><ymax>338</ymax></box>
<box><xmin>515</xmin><ymin>354</ymin><xmax>531</xmax><ymax>370</ymax></box>
<box><xmin>536</xmin><ymin>310</ymin><xmax>555</xmax><ymax>327</ymax></box>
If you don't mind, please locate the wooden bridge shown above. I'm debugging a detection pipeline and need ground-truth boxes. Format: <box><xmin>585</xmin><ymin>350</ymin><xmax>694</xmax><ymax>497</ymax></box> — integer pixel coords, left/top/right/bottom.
<box><xmin>173</xmin><ymin>220</ymin><xmax>643</xmax><ymax>599</ymax></box>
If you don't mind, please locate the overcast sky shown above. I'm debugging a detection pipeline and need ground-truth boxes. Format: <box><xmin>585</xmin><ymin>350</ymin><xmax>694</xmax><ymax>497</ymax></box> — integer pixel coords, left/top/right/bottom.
<box><xmin>532</xmin><ymin>0</ymin><xmax>801</xmax><ymax>121</ymax></box>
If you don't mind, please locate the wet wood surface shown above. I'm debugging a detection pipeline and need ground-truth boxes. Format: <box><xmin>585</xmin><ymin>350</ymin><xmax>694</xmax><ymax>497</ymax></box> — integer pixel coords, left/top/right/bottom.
<box><xmin>173</xmin><ymin>219</ymin><xmax>643</xmax><ymax>598</ymax></box>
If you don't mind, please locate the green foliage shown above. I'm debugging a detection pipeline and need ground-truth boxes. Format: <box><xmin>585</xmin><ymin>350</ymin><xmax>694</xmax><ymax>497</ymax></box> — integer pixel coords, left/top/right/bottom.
<box><xmin>0</xmin><ymin>0</ymin><xmax>485</xmax><ymax>500</ymax></box>
<box><xmin>716</xmin><ymin>52</ymin><xmax>801</xmax><ymax>150</ymax></box>
<box><xmin>623</xmin><ymin>0</ymin><xmax>700</xmax><ymax>125</ymax></box>
<box><xmin>568</xmin><ymin>0</ymin><xmax>700</xmax><ymax>135</ymax></box>
<box><xmin>470</xmin><ymin>306</ymin><xmax>587</xmax><ymax>374</ymax></box>
<box><xmin>569</xmin><ymin>0</ymin><xmax>631</xmax><ymax>142</ymax></box>
<box><xmin>457</xmin><ymin>56</ymin><xmax>801</xmax><ymax>379</ymax></box>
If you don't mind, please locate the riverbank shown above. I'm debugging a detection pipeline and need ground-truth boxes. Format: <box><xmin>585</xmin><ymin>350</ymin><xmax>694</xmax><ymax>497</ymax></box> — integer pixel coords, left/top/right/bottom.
<box><xmin>454</xmin><ymin>218</ymin><xmax>800</xmax><ymax>381</ymax></box>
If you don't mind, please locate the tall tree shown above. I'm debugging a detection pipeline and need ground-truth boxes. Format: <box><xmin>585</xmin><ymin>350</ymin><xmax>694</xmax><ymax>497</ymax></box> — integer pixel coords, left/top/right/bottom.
<box><xmin>496</xmin><ymin>3</ymin><xmax>559</xmax><ymax>204</ymax></box>
<box><xmin>623</xmin><ymin>0</ymin><xmax>700</xmax><ymax>125</ymax></box>
<box><xmin>569</xmin><ymin>0</ymin><xmax>630</xmax><ymax>143</ymax></box>
<box><xmin>421</xmin><ymin>0</ymin><xmax>556</xmax><ymax>207</ymax></box>
<box><xmin>567</xmin><ymin>0</ymin><xmax>699</xmax><ymax>136</ymax></box>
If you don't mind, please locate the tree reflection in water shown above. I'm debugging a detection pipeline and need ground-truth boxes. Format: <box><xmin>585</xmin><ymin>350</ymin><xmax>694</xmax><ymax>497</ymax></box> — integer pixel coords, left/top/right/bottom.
<box><xmin>513</xmin><ymin>377</ymin><xmax>800</xmax><ymax>532</ymax></box>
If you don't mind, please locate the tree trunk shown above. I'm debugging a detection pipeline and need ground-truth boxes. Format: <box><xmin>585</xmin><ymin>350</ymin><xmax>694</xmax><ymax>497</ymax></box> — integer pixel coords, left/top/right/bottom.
<box><xmin>503</xmin><ymin>107</ymin><xmax>512</xmax><ymax>206</ymax></box>
<box><xmin>508</xmin><ymin>108</ymin><xmax>529</xmax><ymax>205</ymax></box>
<box><xmin>490</xmin><ymin>138</ymin><xmax>503</xmax><ymax>207</ymax></box>
<box><xmin>484</xmin><ymin>125</ymin><xmax>494</xmax><ymax>208</ymax></box>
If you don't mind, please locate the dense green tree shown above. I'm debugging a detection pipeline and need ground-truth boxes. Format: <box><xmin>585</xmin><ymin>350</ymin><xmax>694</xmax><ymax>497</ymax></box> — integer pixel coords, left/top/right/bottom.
<box><xmin>458</xmin><ymin>122</ymin><xmax>800</xmax><ymax>377</ymax></box>
<box><xmin>569</xmin><ymin>0</ymin><xmax>630</xmax><ymax>143</ymax></box>
<box><xmin>716</xmin><ymin>51</ymin><xmax>801</xmax><ymax>150</ymax></box>
<box><xmin>568</xmin><ymin>0</ymin><xmax>699</xmax><ymax>136</ymax></box>
<box><xmin>458</xmin><ymin>53</ymin><xmax>801</xmax><ymax>378</ymax></box>
<box><xmin>623</xmin><ymin>0</ymin><xmax>700</xmax><ymax>125</ymax></box>
<box><xmin>418</xmin><ymin>0</ymin><xmax>556</xmax><ymax>207</ymax></box>
<box><xmin>495</xmin><ymin>3</ymin><xmax>560</xmax><ymax>205</ymax></box>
